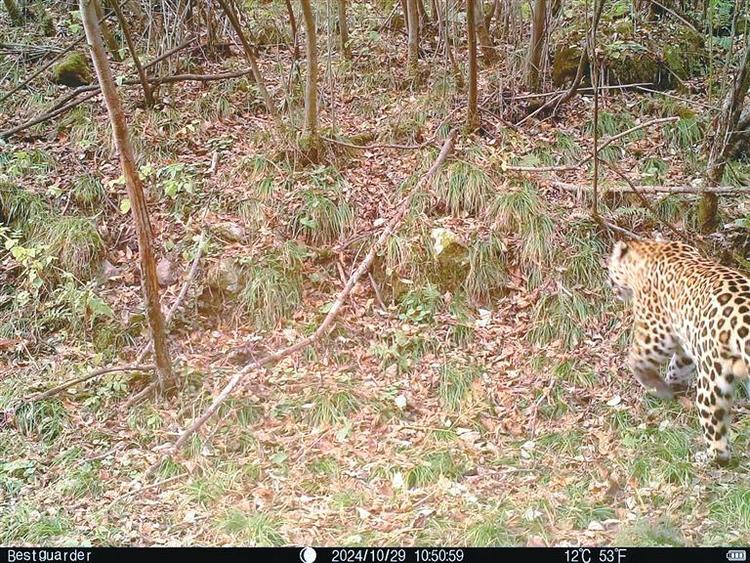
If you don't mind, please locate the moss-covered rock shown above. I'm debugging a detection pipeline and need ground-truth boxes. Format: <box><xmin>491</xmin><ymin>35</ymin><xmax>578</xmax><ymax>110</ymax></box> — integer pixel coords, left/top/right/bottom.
<box><xmin>552</xmin><ymin>45</ymin><xmax>586</xmax><ymax>87</ymax></box>
<box><xmin>430</xmin><ymin>228</ymin><xmax>469</xmax><ymax>293</ymax></box>
<box><xmin>51</xmin><ymin>52</ymin><xmax>92</xmax><ymax>87</ymax></box>
<box><xmin>604</xmin><ymin>46</ymin><xmax>660</xmax><ymax>85</ymax></box>
<box><xmin>662</xmin><ymin>29</ymin><xmax>706</xmax><ymax>81</ymax></box>
<box><xmin>551</xmin><ymin>12</ymin><xmax>708</xmax><ymax>91</ymax></box>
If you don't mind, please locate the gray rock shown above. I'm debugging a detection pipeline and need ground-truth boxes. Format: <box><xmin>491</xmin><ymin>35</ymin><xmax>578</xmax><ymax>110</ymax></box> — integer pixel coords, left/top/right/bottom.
<box><xmin>157</xmin><ymin>257</ymin><xmax>177</xmax><ymax>287</ymax></box>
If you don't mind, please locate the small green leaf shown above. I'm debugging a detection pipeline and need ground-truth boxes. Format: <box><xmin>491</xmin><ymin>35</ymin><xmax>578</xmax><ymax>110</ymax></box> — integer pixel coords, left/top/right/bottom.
<box><xmin>87</xmin><ymin>294</ymin><xmax>114</xmax><ymax>318</ymax></box>
<box><xmin>318</xmin><ymin>301</ymin><xmax>334</xmax><ymax>314</ymax></box>
<box><xmin>119</xmin><ymin>198</ymin><xmax>131</xmax><ymax>214</ymax></box>
<box><xmin>270</xmin><ymin>452</ymin><xmax>288</xmax><ymax>465</ymax></box>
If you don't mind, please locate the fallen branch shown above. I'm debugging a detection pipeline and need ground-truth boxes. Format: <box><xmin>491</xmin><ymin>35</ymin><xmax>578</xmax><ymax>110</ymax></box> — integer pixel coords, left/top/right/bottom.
<box><xmin>143</xmin><ymin>37</ymin><xmax>197</xmax><ymax>72</ymax></box>
<box><xmin>643</xmin><ymin>0</ymin><xmax>700</xmax><ymax>34</ymax></box>
<box><xmin>26</xmin><ymin>365</ymin><xmax>155</xmax><ymax>403</ymax></box>
<box><xmin>602</xmin><ymin>159</ymin><xmax>693</xmax><ymax>246</ymax></box>
<box><xmin>577</xmin><ymin>116</ymin><xmax>679</xmax><ymax>167</ymax></box>
<box><xmin>107</xmin><ymin>474</ymin><xmax>185</xmax><ymax>509</ymax></box>
<box><xmin>505</xmin><ymin>163</ymin><xmax>578</xmax><ymax>172</ymax></box>
<box><xmin>506</xmin><ymin>82</ymin><xmax>652</xmax><ymax>101</ymax></box>
<box><xmin>2</xmin><ymin>69</ymin><xmax>256</xmax><ymax>138</ymax></box>
<box><xmin>322</xmin><ymin>135</ymin><xmax>438</xmax><ymax>151</ymax></box>
<box><xmin>120</xmin><ymin>380</ymin><xmax>158</xmax><ymax>410</ymax></box>
<box><xmin>515</xmin><ymin>0</ymin><xmax>605</xmax><ymax>127</ymax></box>
<box><xmin>1</xmin><ymin>91</ymin><xmax>100</xmax><ymax>138</ymax></box>
<box><xmin>552</xmin><ymin>181</ymin><xmax>750</xmax><ymax>195</ymax></box>
<box><xmin>634</xmin><ymin>86</ymin><xmax>715</xmax><ymax>109</ymax></box>
<box><xmin>322</xmin><ymin>106</ymin><xmax>461</xmax><ymax>152</ymax></box>
<box><xmin>505</xmin><ymin>117</ymin><xmax>680</xmax><ymax>173</ymax></box>
<box><xmin>0</xmin><ymin>43</ymin><xmax>62</xmax><ymax>57</ymax></box>
<box><xmin>601</xmin><ymin>219</ymin><xmax>645</xmax><ymax>240</ymax></box>
<box><xmin>368</xmin><ymin>271</ymin><xmax>386</xmax><ymax>310</ymax></box>
<box><xmin>145</xmin><ymin>130</ymin><xmax>458</xmax><ymax>476</ymax></box>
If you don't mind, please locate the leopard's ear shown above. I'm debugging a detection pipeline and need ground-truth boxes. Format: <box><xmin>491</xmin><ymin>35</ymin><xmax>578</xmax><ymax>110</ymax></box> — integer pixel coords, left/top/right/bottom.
<box><xmin>612</xmin><ymin>240</ymin><xmax>630</xmax><ymax>261</ymax></box>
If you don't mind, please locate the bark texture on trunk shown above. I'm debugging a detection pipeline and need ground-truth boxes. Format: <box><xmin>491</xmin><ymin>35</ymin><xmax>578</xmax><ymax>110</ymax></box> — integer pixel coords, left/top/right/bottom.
<box><xmin>299</xmin><ymin>0</ymin><xmax>321</xmax><ymax>158</ymax></box>
<box><xmin>526</xmin><ymin>0</ymin><xmax>546</xmax><ymax>91</ymax></box>
<box><xmin>467</xmin><ymin>0</ymin><xmax>480</xmax><ymax>131</ymax></box>
<box><xmin>337</xmin><ymin>0</ymin><xmax>351</xmax><ymax>59</ymax></box>
<box><xmin>406</xmin><ymin>0</ymin><xmax>420</xmax><ymax>77</ymax></box>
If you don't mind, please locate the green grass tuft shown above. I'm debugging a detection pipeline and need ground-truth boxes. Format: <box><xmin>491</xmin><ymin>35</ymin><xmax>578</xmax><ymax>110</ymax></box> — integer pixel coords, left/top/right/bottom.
<box><xmin>553</xmin><ymin>359</ymin><xmax>598</xmax><ymax>388</ymax></box>
<box><xmin>615</xmin><ymin>517</ymin><xmax>685</xmax><ymax>546</ymax></box>
<box><xmin>305</xmin><ymin>387</ymin><xmax>361</xmax><ymax>428</ymax></box>
<box><xmin>221</xmin><ymin>510</ymin><xmax>285</xmax><ymax>546</ymax></box>
<box><xmin>665</xmin><ymin>116</ymin><xmax>703</xmax><ymax>150</ymax></box>
<box><xmin>490</xmin><ymin>181</ymin><xmax>555</xmax><ymax>282</ymax></box>
<box><xmin>398</xmin><ymin>283</ymin><xmax>443</xmax><ymax>324</ymax></box>
<box><xmin>237</xmin><ymin>241</ymin><xmax>306</xmax><ymax>330</ymax></box>
<box><xmin>41</xmin><ymin>216</ymin><xmax>104</xmax><ymax>282</ymax></box>
<box><xmin>435</xmin><ymin>160</ymin><xmax>494</xmax><ymax>215</ymax></box>
<box><xmin>0</xmin><ymin>182</ymin><xmax>48</xmax><ymax>232</ymax></box>
<box><xmin>446</xmin><ymin>293</ymin><xmax>475</xmax><ymax>346</ymax></box>
<box><xmin>72</xmin><ymin>174</ymin><xmax>105</xmax><ymax>209</ymax></box>
<box><xmin>553</xmin><ymin>131</ymin><xmax>582</xmax><ymax>164</ymax></box>
<box><xmin>563</xmin><ymin>218</ymin><xmax>607</xmax><ymax>288</ymax></box>
<box><xmin>528</xmin><ymin>290</ymin><xmax>599</xmax><ymax>349</ymax></box>
<box><xmin>641</xmin><ymin>157</ymin><xmax>668</xmax><ymax>186</ymax></box>
<box><xmin>406</xmin><ymin>450</ymin><xmax>465</xmax><ymax>488</ymax></box>
<box><xmin>465</xmin><ymin>234</ymin><xmax>507</xmax><ymax>303</ymax></box>
<box><xmin>709</xmin><ymin>487</ymin><xmax>750</xmax><ymax>543</ymax></box>
<box><xmin>291</xmin><ymin>172</ymin><xmax>353</xmax><ymax>244</ymax></box>
<box><xmin>438</xmin><ymin>362</ymin><xmax>483</xmax><ymax>412</ymax></box>
<box><xmin>465</xmin><ymin>508</ymin><xmax>520</xmax><ymax>546</ymax></box>
<box><xmin>15</xmin><ymin>400</ymin><xmax>68</xmax><ymax>444</ymax></box>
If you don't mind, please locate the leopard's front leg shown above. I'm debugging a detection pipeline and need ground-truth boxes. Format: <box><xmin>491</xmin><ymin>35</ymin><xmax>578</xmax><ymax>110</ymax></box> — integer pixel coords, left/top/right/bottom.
<box><xmin>628</xmin><ymin>316</ymin><xmax>676</xmax><ymax>399</ymax></box>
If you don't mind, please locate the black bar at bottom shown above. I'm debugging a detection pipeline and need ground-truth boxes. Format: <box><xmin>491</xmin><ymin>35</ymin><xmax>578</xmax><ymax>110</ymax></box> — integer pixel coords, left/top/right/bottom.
<box><xmin>1</xmin><ymin>547</ymin><xmax>748</xmax><ymax>563</ymax></box>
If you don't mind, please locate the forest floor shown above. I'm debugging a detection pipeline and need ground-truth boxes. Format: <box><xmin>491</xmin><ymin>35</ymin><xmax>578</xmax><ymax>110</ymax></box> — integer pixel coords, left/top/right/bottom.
<box><xmin>2</xmin><ymin>3</ymin><xmax>750</xmax><ymax>547</ymax></box>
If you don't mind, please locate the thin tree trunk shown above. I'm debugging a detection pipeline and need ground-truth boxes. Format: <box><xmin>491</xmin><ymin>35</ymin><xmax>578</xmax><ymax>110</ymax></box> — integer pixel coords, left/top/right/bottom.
<box><xmin>526</xmin><ymin>0</ymin><xmax>546</xmax><ymax>91</ymax></box>
<box><xmin>474</xmin><ymin>0</ymin><xmax>495</xmax><ymax>63</ymax></box>
<box><xmin>215</xmin><ymin>0</ymin><xmax>278</xmax><ymax>118</ymax></box>
<box><xmin>466</xmin><ymin>0</ymin><xmax>480</xmax><ymax>131</ymax></box>
<box><xmin>106</xmin><ymin>0</ymin><xmax>153</xmax><ymax>107</ymax></box>
<box><xmin>299</xmin><ymin>0</ymin><xmax>321</xmax><ymax>157</ymax></box>
<box><xmin>486</xmin><ymin>0</ymin><xmax>498</xmax><ymax>29</ymax></box>
<box><xmin>285</xmin><ymin>0</ymin><xmax>300</xmax><ymax>60</ymax></box>
<box><xmin>699</xmin><ymin>40</ymin><xmax>750</xmax><ymax>232</ymax></box>
<box><xmin>406</xmin><ymin>0</ymin><xmax>419</xmax><ymax>77</ymax></box>
<box><xmin>438</xmin><ymin>0</ymin><xmax>463</xmax><ymax>89</ymax></box>
<box><xmin>3</xmin><ymin>0</ymin><xmax>23</xmax><ymax>25</ymax></box>
<box><xmin>417</xmin><ymin>0</ymin><xmax>428</xmax><ymax>24</ymax></box>
<box><xmin>337</xmin><ymin>0</ymin><xmax>351</xmax><ymax>59</ymax></box>
<box><xmin>93</xmin><ymin>0</ymin><xmax>121</xmax><ymax>61</ymax></box>
<box><xmin>80</xmin><ymin>0</ymin><xmax>175</xmax><ymax>395</ymax></box>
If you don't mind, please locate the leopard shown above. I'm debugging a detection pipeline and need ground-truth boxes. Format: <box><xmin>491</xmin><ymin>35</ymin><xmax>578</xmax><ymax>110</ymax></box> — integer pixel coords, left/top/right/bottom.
<box><xmin>607</xmin><ymin>238</ymin><xmax>750</xmax><ymax>465</ymax></box>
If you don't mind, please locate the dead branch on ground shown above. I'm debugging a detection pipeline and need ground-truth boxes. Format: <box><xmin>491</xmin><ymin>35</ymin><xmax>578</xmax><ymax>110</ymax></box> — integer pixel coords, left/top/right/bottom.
<box><xmin>2</xmin><ymin>69</ymin><xmax>256</xmax><ymax>138</ymax></box>
<box><xmin>26</xmin><ymin>365</ymin><xmax>155</xmax><ymax>403</ymax></box>
<box><xmin>552</xmin><ymin>181</ymin><xmax>750</xmax><ymax>195</ymax></box>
